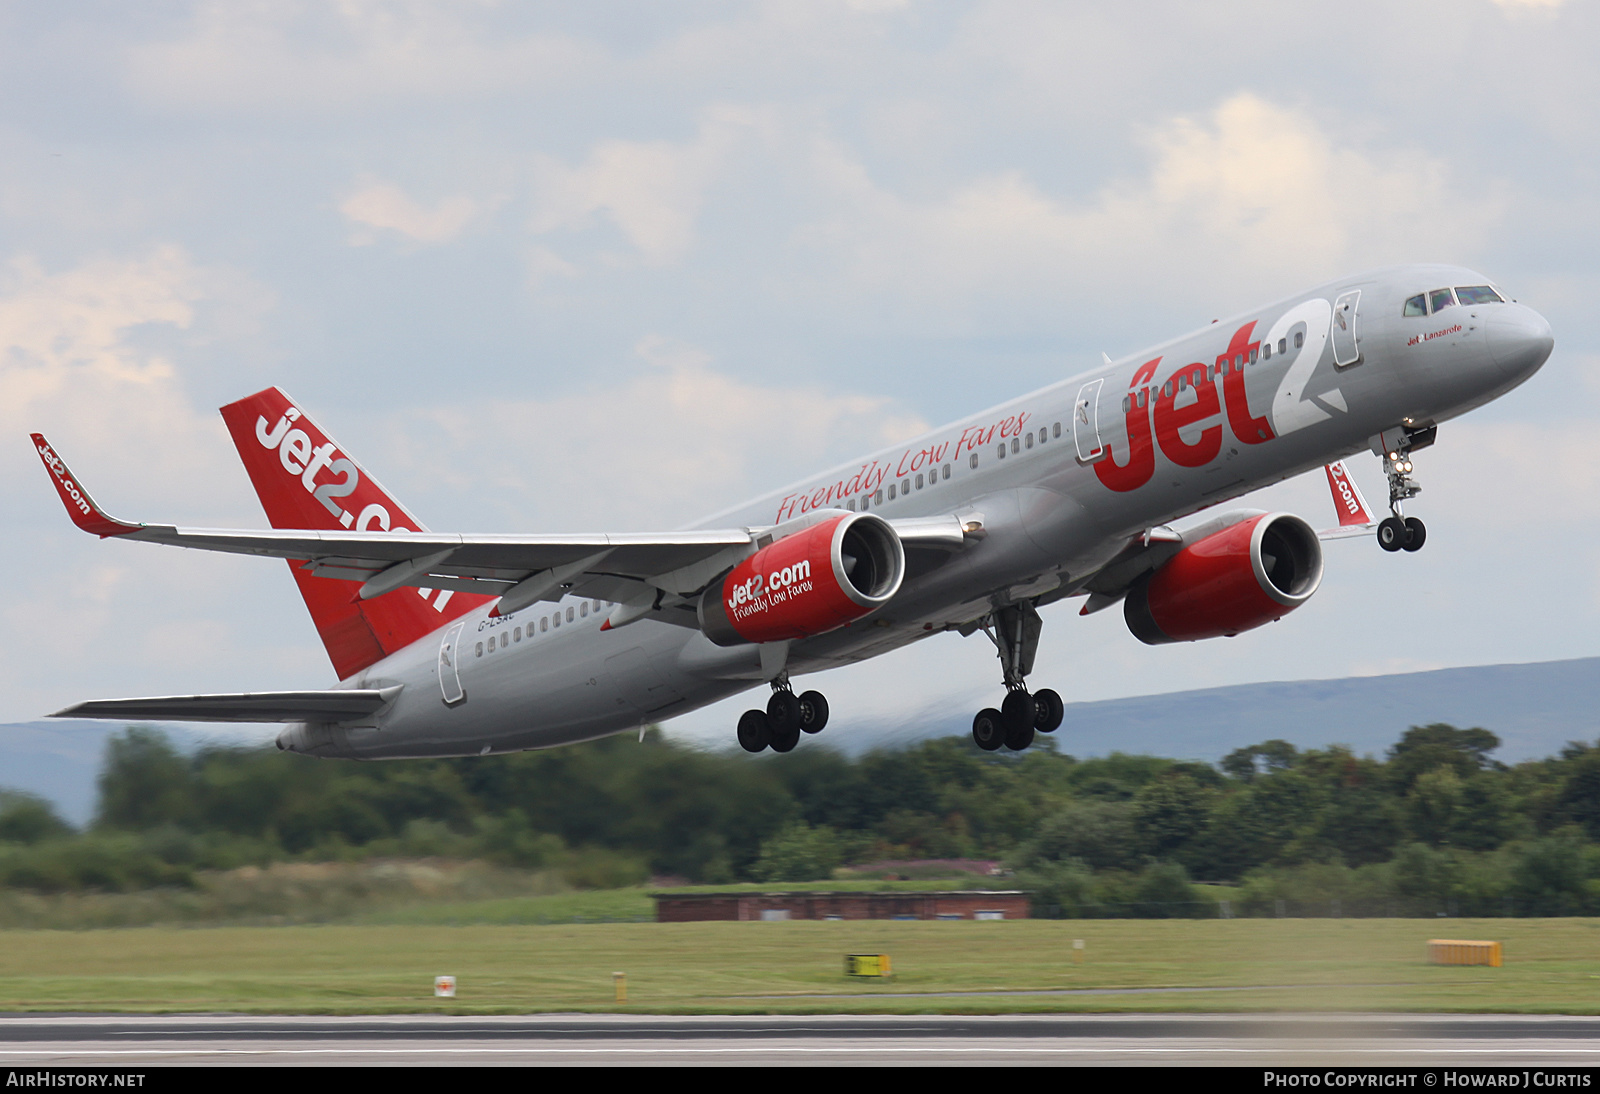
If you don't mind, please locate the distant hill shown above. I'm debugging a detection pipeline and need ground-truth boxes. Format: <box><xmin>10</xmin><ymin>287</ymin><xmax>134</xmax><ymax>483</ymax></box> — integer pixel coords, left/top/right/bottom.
<box><xmin>3</xmin><ymin>657</ymin><xmax>1595</xmax><ymax>825</ymax></box>
<box><xmin>866</xmin><ymin>656</ymin><xmax>1600</xmax><ymax>763</ymax></box>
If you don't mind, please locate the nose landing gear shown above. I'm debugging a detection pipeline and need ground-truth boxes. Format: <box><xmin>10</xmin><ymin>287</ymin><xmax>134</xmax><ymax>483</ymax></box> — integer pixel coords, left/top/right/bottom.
<box><xmin>970</xmin><ymin>601</ymin><xmax>1065</xmax><ymax>752</ymax></box>
<box><xmin>1377</xmin><ymin>442</ymin><xmax>1427</xmax><ymax>553</ymax></box>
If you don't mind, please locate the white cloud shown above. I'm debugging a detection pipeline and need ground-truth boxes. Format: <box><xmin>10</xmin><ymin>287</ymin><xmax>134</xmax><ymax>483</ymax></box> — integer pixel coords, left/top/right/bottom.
<box><xmin>0</xmin><ymin>248</ymin><xmax>213</xmax><ymax>484</ymax></box>
<box><xmin>125</xmin><ymin>1</ymin><xmax>595</xmax><ymax>112</ymax></box>
<box><xmin>377</xmin><ymin>332</ymin><xmax>927</xmax><ymax>531</ymax></box>
<box><xmin>528</xmin><ymin>107</ymin><xmax>769</xmax><ymax>266</ymax></box>
<box><xmin>341</xmin><ymin>179</ymin><xmax>479</xmax><ymax>244</ymax></box>
<box><xmin>0</xmin><ymin>249</ymin><xmax>319</xmax><ymax>721</ymax></box>
<box><xmin>790</xmin><ymin>93</ymin><xmax>1487</xmax><ymax>326</ymax></box>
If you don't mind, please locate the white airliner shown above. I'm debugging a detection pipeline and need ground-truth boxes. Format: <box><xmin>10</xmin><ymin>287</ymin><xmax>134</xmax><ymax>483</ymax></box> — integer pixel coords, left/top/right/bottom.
<box><xmin>35</xmin><ymin>264</ymin><xmax>1552</xmax><ymax>758</ymax></box>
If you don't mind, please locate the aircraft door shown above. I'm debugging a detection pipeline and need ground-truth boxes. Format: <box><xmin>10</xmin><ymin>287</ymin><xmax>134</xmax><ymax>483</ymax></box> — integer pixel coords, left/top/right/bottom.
<box><xmin>1073</xmin><ymin>379</ymin><xmax>1106</xmax><ymax>463</ymax></box>
<box><xmin>438</xmin><ymin>621</ymin><xmax>467</xmax><ymax>706</ymax></box>
<box><xmin>1331</xmin><ymin>290</ymin><xmax>1361</xmax><ymax>367</ymax></box>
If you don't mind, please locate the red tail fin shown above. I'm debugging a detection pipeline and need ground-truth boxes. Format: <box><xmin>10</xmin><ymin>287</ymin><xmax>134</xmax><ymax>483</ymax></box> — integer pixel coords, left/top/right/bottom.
<box><xmin>219</xmin><ymin>387</ymin><xmax>492</xmax><ymax>679</ymax></box>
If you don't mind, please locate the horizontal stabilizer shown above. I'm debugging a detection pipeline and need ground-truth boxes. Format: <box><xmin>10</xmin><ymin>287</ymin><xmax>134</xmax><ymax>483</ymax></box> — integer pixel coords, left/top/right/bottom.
<box><xmin>51</xmin><ymin>687</ymin><xmax>401</xmax><ymax>724</ymax></box>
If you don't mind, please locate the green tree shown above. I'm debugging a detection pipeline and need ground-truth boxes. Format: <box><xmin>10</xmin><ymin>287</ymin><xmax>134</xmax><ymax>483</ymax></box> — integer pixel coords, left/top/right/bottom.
<box><xmin>753</xmin><ymin>822</ymin><xmax>841</xmax><ymax>882</ymax></box>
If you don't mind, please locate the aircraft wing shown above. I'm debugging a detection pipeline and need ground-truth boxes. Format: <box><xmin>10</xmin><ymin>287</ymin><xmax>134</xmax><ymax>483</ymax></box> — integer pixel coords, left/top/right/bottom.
<box><xmin>53</xmin><ymin>688</ymin><xmax>401</xmax><ymax>723</ymax></box>
<box><xmin>33</xmin><ymin>433</ymin><xmax>976</xmax><ymax>621</ymax></box>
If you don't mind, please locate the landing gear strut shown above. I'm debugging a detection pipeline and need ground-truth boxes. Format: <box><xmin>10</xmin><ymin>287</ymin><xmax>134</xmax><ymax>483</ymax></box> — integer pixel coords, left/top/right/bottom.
<box><xmin>736</xmin><ymin>674</ymin><xmax>829</xmax><ymax>754</ymax></box>
<box><xmin>971</xmin><ymin>601</ymin><xmax>1064</xmax><ymax>752</ymax></box>
<box><xmin>1377</xmin><ymin>434</ymin><xmax>1428</xmax><ymax>553</ymax></box>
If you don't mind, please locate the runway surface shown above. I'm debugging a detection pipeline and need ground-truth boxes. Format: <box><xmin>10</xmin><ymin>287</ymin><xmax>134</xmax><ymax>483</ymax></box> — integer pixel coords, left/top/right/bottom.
<box><xmin>5</xmin><ymin>1013</ymin><xmax>1600</xmax><ymax>1066</ymax></box>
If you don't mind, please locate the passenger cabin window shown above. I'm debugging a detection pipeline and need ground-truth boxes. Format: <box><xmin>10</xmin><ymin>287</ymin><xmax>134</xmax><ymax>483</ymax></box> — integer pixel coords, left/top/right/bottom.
<box><xmin>1011</xmin><ymin>437</ymin><xmax>1020</xmax><ymax>454</ymax></box>
<box><xmin>541</xmin><ymin>617</ymin><xmax>548</xmax><ymax>632</ymax></box>
<box><xmin>1293</xmin><ymin>332</ymin><xmax>1304</xmax><ymax>348</ymax></box>
<box><xmin>888</xmin><ymin>483</ymin><xmax>897</xmax><ymax>499</ymax></box>
<box><xmin>1403</xmin><ymin>294</ymin><xmax>1427</xmax><ymax>317</ymax></box>
<box><xmin>943</xmin><ymin>463</ymin><xmax>951</xmax><ymax>480</ymax></box>
<box><xmin>1429</xmin><ymin>287</ymin><xmax>1456</xmax><ymax>313</ymax></box>
<box><xmin>1456</xmin><ymin>285</ymin><xmax>1504</xmax><ymax>305</ymax></box>
<box><xmin>1024</xmin><ymin>434</ymin><xmax>1033</xmax><ymax>450</ymax></box>
<box><xmin>968</xmin><ymin>454</ymin><xmax>978</xmax><ymax>470</ymax></box>
<box><xmin>566</xmin><ymin>607</ymin><xmax>575</xmax><ymax>623</ymax></box>
<box><xmin>1052</xmin><ymin>422</ymin><xmax>1062</xmax><ymax>437</ymax></box>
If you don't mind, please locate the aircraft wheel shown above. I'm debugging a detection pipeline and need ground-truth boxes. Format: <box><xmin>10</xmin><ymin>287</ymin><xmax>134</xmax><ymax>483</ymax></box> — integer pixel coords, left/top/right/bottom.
<box><xmin>797</xmin><ymin>690</ymin><xmax>829</xmax><ymax>733</ymax></box>
<box><xmin>769</xmin><ymin>722</ymin><xmax>802</xmax><ymax>753</ymax></box>
<box><xmin>1004</xmin><ymin>718</ymin><xmax>1036</xmax><ymax>751</ymax></box>
<box><xmin>1403</xmin><ymin>516</ymin><xmax>1427</xmax><ymax>552</ymax></box>
<box><xmin>1032</xmin><ymin>688</ymin><xmax>1064</xmax><ymax>733</ymax></box>
<box><xmin>767</xmin><ymin>690</ymin><xmax>801</xmax><ymax>733</ymax></box>
<box><xmin>1377</xmin><ymin>516</ymin><xmax>1406</xmax><ymax>552</ymax></box>
<box><xmin>1001</xmin><ymin>690</ymin><xmax>1037</xmax><ymax>736</ymax></box>
<box><xmin>737</xmin><ymin>709</ymin><xmax>771</xmax><ymax>753</ymax></box>
<box><xmin>972</xmin><ymin>708</ymin><xmax>1005</xmax><ymax>752</ymax></box>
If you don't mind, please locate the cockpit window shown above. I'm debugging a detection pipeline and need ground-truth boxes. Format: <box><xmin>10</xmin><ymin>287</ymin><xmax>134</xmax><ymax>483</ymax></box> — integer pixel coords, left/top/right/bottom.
<box><xmin>1403</xmin><ymin>294</ymin><xmax>1427</xmax><ymax>317</ymax></box>
<box><xmin>1428</xmin><ymin>288</ymin><xmax>1457</xmax><ymax>313</ymax></box>
<box><xmin>1455</xmin><ymin>285</ymin><xmax>1504</xmax><ymax>305</ymax></box>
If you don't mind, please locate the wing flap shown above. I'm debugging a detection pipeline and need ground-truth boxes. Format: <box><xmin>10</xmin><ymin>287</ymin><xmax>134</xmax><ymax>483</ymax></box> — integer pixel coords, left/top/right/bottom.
<box><xmin>51</xmin><ymin>687</ymin><xmax>402</xmax><ymax>724</ymax></box>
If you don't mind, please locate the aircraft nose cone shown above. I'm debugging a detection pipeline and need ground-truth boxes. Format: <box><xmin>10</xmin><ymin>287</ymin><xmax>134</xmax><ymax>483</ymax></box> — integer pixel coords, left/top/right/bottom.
<box><xmin>1486</xmin><ymin>304</ymin><xmax>1554</xmax><ymax>381</ymax></box>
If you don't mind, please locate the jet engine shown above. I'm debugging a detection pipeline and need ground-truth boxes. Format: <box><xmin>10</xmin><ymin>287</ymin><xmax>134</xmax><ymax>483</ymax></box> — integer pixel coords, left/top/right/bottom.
<box><xmin>698</xmin><ymin>512</ymin><xmax>905</xmax><ymax>646</ymax></box>
<box><xmin>1124</xmin><ymin>512</ymin><xmax>1323</xmax><ymax>645</ymax></box>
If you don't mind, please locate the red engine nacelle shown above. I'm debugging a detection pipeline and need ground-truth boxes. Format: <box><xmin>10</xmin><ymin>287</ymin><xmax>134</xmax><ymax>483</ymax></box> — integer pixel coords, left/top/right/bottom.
<box><xmin>698</xmin><ymin>513</ymin><xmax>905</xmax><ymax>647</ymax></box>
<box><xmin>1124</xmin><ymin>512</ymin><xmax>1323</xmax><ymax>645</ymax></box>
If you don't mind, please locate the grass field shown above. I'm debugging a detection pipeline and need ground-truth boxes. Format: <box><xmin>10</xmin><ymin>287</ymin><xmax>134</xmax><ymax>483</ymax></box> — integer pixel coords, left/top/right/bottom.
<box><xmin>1</xmin><ymin>917</ymin><xmax>1598</xmax><ymax>1015</ymax></box>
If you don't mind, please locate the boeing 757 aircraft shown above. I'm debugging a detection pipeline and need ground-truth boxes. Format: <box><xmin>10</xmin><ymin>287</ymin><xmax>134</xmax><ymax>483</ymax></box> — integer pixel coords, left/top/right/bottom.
<box><xmin>34</xmin><ymin>264</ymin><xmax>1552</xmax><ymax>759</ymax></box>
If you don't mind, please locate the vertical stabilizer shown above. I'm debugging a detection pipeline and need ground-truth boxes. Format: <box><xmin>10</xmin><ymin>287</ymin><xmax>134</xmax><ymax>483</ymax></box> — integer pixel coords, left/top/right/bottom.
<box><xmin>219</xmin><ymin>387</ymin><xmax>492</xmax><ymax>679</ymax></box>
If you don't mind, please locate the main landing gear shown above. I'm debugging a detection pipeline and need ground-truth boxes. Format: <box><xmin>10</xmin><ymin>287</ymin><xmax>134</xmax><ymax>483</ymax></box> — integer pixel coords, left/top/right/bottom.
<box><xmin>970</xmin><ymin>601</ymin><xmax>1064</xmax><ymax>753</ymax></box>
<box><xmin>1377</xmin><ymin>440</ymin><xmax>1427</xmax><ymax>553</ymax></box>
<box><xmin>737</xmin><ymin>675</ymin><xmax>830</xmax><ymax>754</ymax></box>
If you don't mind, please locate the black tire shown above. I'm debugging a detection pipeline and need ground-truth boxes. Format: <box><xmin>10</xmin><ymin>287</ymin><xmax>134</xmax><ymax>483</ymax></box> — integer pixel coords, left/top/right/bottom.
<box><xmin>736</xmin><ymin>709</ymin><xmax>771</xmax><ymax>753</ymax></box>
<box><xmin>972</xmin><ymin>708</ymin><xmax>1004</xmax><ymax>751</ymax></box>
<box><xmin>1032</xmin><ymin>688</ymin><xmax>1064</xmax><ymax>733</ymax></box>
<box><xmin>797</xmin><ymin>690</ymin><xmax>829</xmax><ymax>733</ymax></box>
<box><xmin>770</xmin><ymin>722</ymin><xmax>802</xmax><ymax>753</ymax></box>
<box><xmin>1001</xmin><ymin>690</ymin><xmax>1037</xmax><ymax>736</ymax></box>
<box><xmin>1403</xmin><ymin>516</ymin><xmax>1427</xmax><ymax>552</ymax></box>
<box><xmin>1004</xmin><ymin>718</ymin><xmax>1035</xmax><ymax>751</ymax></box>
<box><xmin>767</xmin><ymin>690</ymin><xmax>801</xmax><ymax>733</ymax></box>
<box><xmin>1377</xmin><ymin>516</ymin><xmax>1406</xmax><ymax>552</ymax></box>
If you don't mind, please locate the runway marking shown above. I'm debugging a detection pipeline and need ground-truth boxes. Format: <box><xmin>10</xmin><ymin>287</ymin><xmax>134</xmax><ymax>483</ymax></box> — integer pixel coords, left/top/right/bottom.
<box><xmin>12</xmin><ymin>1045</ymin><xmax>1600</xmax><ymax>1057</ymax></box>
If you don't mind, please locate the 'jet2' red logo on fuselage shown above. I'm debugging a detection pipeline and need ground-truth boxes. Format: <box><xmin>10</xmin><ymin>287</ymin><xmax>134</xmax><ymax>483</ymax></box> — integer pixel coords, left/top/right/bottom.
<box><xmin>1096</xmin><ymin>321</ymin><xmax>1277</xmax><ymax>493</ymax></box>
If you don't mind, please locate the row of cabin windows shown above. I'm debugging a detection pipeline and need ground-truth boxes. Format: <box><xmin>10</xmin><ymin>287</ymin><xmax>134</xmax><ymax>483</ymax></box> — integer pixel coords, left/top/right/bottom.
<box><xmin>1117</xmin><ymin>334</ymin><xmax>1305</xmax><ymax>415</ymax></box>
<box><xmin>995</xmin><ymin>422</ymin><xmax>1062</xmax><ymax>460</ymax></box>
<box><xmin>842</xmin><ymin>420</ymin><xmax>1067</xmax><ymax>504</ymax></box>
<box><xmin>476</xmin><ymin>599</ymin><xmax>608</xmax><ymax>657</ymax></box>
<box><xmin>1402</xmin><ymin>285</ymin><xmax>1503</xmax><ymax>317</ymax></box>
<box><xmin>847</xmin><ymin>463</ymin><xmax>951</xmax><ymax>510</ymax></box>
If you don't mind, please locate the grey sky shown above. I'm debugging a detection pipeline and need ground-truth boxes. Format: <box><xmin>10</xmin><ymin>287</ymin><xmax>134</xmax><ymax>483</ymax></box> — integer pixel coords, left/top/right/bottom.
<box><xmin>2</xmin><ymin>1</ymin><xmax>1593</xmax><ymax>748</ymax></box>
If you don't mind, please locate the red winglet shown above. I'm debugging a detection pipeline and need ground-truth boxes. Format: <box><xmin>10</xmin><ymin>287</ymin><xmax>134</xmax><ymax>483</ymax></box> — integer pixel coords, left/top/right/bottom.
<box><xmin>1324</xmin><ymin>460</ymin><xmax>1375</xmax><ymax>527</ymax></box>
<box><xmin>30</xmin><ymin>434</ymin><xmax>140</xmax><ymax>538</ymax></box>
